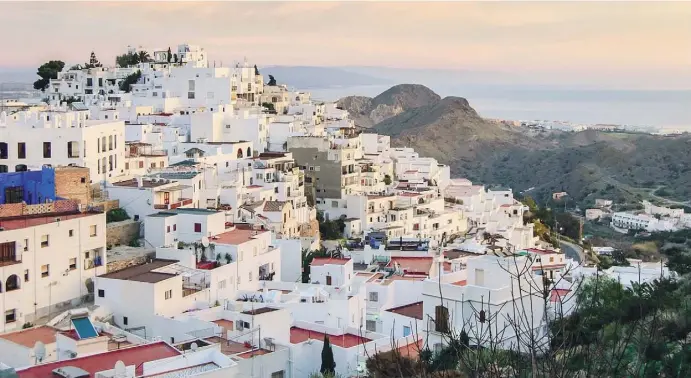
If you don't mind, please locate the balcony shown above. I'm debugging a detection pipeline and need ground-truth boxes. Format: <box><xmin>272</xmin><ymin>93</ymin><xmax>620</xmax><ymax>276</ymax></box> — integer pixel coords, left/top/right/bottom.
<box><xmin>154</xmin><ymin>198</ymin><xmax>193</xmax><ymax>210</ymax></box>
<box><xmin>0</xmin><ymin>257</ymin><xmax>21</xmax><ymax>268</ymax></box>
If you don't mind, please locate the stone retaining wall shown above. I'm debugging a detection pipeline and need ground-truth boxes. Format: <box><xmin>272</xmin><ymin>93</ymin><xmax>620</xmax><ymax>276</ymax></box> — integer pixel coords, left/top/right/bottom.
<box><xmin>106</xmin><ymin>219</ymin><xmax>141</xmax><ymax>247</ymax></box>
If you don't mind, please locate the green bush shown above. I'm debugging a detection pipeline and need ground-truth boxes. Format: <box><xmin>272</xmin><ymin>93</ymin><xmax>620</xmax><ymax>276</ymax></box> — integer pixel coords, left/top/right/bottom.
<box><xmin>106</xmin><ymin>208</ymin><xmax>130</xmax><ymax>223</ymax></box>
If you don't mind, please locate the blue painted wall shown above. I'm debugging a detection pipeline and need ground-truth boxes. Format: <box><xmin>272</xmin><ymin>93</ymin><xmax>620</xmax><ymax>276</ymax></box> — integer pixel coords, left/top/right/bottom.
<box><xmin>0</xmin><ymin>167</ymin><xmax>56</xmax><ymax>204</ymax></box>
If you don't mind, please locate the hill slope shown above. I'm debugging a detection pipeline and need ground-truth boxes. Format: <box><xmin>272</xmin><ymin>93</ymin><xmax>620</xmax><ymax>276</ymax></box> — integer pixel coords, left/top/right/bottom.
<box><xmin>341</xmin><ymin>84</ymin><xmax>691</xmax><ymax>206</ymax></box>
<box><xmin>337</xmin><ymin>84</ymin><xmax>440</xmax><ymax>128</ymax></box>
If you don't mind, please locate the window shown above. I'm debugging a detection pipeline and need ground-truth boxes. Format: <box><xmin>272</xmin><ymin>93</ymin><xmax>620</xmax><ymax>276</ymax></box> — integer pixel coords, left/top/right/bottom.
<box><xmin>435</xmin><ymin>305</ymin><xmax>450</xmax><ymax>333</ymax></box>
<box><xmin>5</xmin><ymin>310</ymin><xmax>16</xmax><ymax>324</ymax></box>
<box><xmin>271</xmin><ymin>371</ymin><xmax>285</xmax><ymax>378</ymax></box>
<box><xmin>138</xmin><ymin>161</ymin><xmax>144</xmax><ymax>169</ymax></box>
<box><xmin>479</xmin><ymin>309</ymin><xmax>486</xmax><ymax>323</ymax></box>
<box><xmin>108</xmin><ymin>136</ymin><xmax>113</xmax><ymax>151</ymax></box>
<box><xmin>5</xmin><ymin>186</ymin><xmax>23</xmax><ymax>204</ymax></box>
<box><xmin>89</xmin><ymin>225</ymin><xmax>97</xmax><ymax>237</ymax></box>
<box><xmin>368</xmin><ymin>292</ymin><xmax>379</xmax><ymax>302</ymax></box>
<box><xmin>366</xmin><ymin>320</ymin><xmax>377</xmax><ymax>332</ymax></box>
<box><xmin>14</xmin><ymin>164</ymin><xmax>27</xmax><ymax>172</ymax></box>
<box><xmin>41</xmin><ymin>235</ymin><xmax>49</xmax><ymax>248</ymax></box>
<box><xmin>125</xmin><ymin>162</ymin><xmax>129</xmax><ymax>170</ymax></box>
<box><xmin>249</xmin><ymin>272</ymin><xmax>252</xmax><ymax>281</ymax></box>
<box><xmin>41</xmin><ymin>264</ymin><xmax>50</xmax><ymax>277</ymax></box>
<box><xmin>23</xmin><ymin>239</ymin><xmax>28</xmax><ymax>251</ymax></box>
<box><xmin>173</xmin><ymin>224</ymin><xmax>177</xmax><ymax>231</ymax></box>
<box><xmin>67</xmin><ymin>141</ymin><xmax>79</xmax><ymax>158</ymax></box>
<box><xmin>403</xmin><ymin>326</ymin><xmax>411</xmax><ymax>337</ymax></box>
<box><xmin>98</xmin><ymin>289</ymin><xmax>105</xmax><ymax>298</ymax></box>
<box><xmin>332</xmin><ymin>201</ymin><xmax>338</xmax><ymax>208</ymax></box>
<box><xmin>69</xmin><ymin>258</ymin><xmax>77</xmax><ymax>270</ymax></box>
<box><xmin>165</xmin><ymin>290</ymin><xmax>172</xmax><ymax>300</ymax></box>
<box><xmin>24</xmin><ymin>269</ymin><xmax>29</xmax><ymax>282</ymax></box>
<box><xmin>0</xmin><ymin>165</ymin><xmax>6</xmax><ymax>173</ymax></box>
<box><xmin>43</xmin><ymin>142</ymin><xmax>51</xmax><ymax>158</ymax></box>
<box><xmin>188</xmin><ymin>92</ymin><xmax>195</xmax><ymax>99</ymax></box>
<box><xmin>194</xmin><ymin>223</ymin><xmax>202</xmax><ymax>232</ymax></box>
<box><xmin>166</xmin><ymin>225</ymin><xmax>170</xmax><ymax>233</ymax></box>
<box><xmin>188</xmin><ymin>80</ymin><xmax>195</xmax><ymax>91</ymax></box>
<box><xmin>17</xmin><ymin>143</ymin><xmax>26</xmax><ymax>159</ymax></box>
<box><xmin>0</xmin><ymin>142</ymin><xmax>7</xmax><ymax>159</ymax></box>
<box><xmin>123</xmin><ymin>316</ymin><xmax>128</xmax><ymax>326</ymax></box>
<box><xmin>109</xmin><ymin>156</ymin><xmax>113</xmax><ymax>171</ymax></box>
<box><xmin>218</xmin><ymin>280</ymin><xmax>227</xmax><ymax>289</ymax></box>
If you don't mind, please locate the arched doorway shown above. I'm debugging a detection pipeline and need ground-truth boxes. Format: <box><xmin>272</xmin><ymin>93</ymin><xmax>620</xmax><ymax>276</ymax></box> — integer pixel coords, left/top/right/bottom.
<box><xmin>237</xmin><ymin>148</ymin><xmax>243</xmax><ymax>158</ymax></box>
<box><xmin>246</xmin><ymin>147</ymin><xmax>252</xmax><ymax>157</ymax></box>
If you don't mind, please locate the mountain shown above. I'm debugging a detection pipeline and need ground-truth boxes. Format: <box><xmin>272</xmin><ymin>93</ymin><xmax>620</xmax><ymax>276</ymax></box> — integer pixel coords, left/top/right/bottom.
<box><xmin>337</xmin><ymin>84</ymin><xmax>440</xmax><ymax>128</ymax></box>
<box><xmin>259</xmin><ymin>66</ymin><xmax>390</xmax><ymax>89</ymax></box>
<box><xmin>339</xmin><ymin>84</ymin><xmax>691</xmax><ymax>207</ymax></box>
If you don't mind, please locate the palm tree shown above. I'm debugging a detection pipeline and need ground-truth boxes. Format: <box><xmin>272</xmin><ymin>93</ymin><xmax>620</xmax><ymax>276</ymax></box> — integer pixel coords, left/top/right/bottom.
<box><xmin>138</xmin><ymin>50</ymin><xmax>151</xmax><ymax>63</ymax></box>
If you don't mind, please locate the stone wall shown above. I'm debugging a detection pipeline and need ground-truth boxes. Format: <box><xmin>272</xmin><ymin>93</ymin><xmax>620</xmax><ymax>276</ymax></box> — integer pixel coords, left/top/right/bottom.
<box><xmin>55</xmin><ymin>166</ymin><xmax>92</xmax><ymax>204</ymax></box>
<box><xmin>106</xmin><ymin>252</ymin><xmax>155</xmax><ymax>273</ymax></box>
<box><xmin>106</xmin><ymin>219</ymin><xmax>141</xmax><ymax>247</ymax></box>
<box><xmin>92</xmin><ymin>199</ymin><xmax>120</xmax><ymax>213</ymax></box>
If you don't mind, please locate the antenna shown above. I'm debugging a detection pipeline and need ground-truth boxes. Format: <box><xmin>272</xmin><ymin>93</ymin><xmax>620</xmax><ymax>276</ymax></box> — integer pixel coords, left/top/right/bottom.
<box><xmin>114</xmin><ymin>360</ymin><xmax>126</xmax><ymax>378</ymax></box>
<box><xmin>34</xmin><ymin>341</ymin><xmax>46</xmax><ymax>363</ymax></box>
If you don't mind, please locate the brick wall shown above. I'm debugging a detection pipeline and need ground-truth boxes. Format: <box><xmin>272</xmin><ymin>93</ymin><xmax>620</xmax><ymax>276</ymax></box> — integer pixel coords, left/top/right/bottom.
<box><xmin>55</xmin><ymin>166</ymin><xmax>92</xmax><ymax>205</ymax></box>
<box><xmin>0</xmin><ymin>199</ymin><xmax>79</xmax><ymax>218</ymax></box>
<box><xmin>106</xmin><ymin>219</ymin><xmax>141</xmax><ymax>247</ymax></box>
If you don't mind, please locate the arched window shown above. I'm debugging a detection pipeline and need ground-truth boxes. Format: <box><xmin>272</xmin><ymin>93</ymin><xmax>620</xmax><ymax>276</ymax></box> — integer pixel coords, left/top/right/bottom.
<box><xmin>246</xmin><ymin>147</ymin><xmax>252</xmax><ymax>157</ymax></box>
<box><xmin>237</xmin><ymin>148</ymin><xmax>243</xmax><ymax>158</ymax></box>
<box><xmin>5</xmin><ymin>275</ymin><xmax>19</xmax><ymax>292</ymax></box>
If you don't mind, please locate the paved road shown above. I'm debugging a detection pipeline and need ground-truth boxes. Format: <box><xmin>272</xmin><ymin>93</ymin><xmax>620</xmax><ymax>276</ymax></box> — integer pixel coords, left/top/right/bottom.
<box><xmin>559</xmin><ymin>239</ymin><xmax>585</xmax><ymax>264</ymax></box>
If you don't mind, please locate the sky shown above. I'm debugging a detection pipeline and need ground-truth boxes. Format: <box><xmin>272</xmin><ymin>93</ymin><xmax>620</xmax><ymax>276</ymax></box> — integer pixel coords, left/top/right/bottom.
<box><xmin>1</xmin><ymin>1</ymin><xmax>690</xmax><ymax>89</ymax></box>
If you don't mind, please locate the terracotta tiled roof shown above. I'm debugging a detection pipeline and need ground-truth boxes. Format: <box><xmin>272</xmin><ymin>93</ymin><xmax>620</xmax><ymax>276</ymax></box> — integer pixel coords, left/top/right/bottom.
<box><xmin>263</xmin><ymin>201</ymin><xmax>287</xmax><ymax>212</ymax></box>
<box><xmin>386</xmin><ymin>302</ymin><xmax>423</xmax><ymax>320</ymax></box>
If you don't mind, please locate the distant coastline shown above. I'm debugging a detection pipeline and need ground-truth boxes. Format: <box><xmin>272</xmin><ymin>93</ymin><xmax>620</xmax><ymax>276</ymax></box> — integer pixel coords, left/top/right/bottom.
<box><xmin>309</xmin><ymin>84</ymin><xmax>691</xmax><ymax>131</ymax></box>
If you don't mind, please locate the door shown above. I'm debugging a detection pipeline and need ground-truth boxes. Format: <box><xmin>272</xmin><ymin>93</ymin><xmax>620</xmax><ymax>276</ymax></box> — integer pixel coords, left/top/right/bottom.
<box><xmin>475</xmin><ymin>269</ymin><xmax>485</xmax><ymax>286</ymax></box>
<box><xmin>164</xmin><ymin>192</ymin><xmax>170</xmax><ymax>205</ymax></box>
<box><xmin>326</xmin><ymin>275</ymin><xmax>332</xmax><ymax>286</ymax></box>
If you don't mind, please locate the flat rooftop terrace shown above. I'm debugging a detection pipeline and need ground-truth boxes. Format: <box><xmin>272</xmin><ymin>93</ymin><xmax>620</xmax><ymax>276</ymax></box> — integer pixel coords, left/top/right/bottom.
<box><xmin>98</xmin><ymin>259</ymin><xmax>178</xmax><ymax>283</ymax></box>
<box><xmin>290</xmin><ymin>327</ymin><xmax>370</xmax><ymax>348</ymax></box>
<box><xmin>17</xmin><ymin>341</ymin><xmax>180</xmax><ymax>378</ymax></box>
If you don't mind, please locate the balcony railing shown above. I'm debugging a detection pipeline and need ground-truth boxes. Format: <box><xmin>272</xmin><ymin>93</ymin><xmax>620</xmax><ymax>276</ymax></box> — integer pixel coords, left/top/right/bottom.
<box><xmin>0</xmin><ymin>257</ymin><xmax>21</xmax><ymax>268</ymax></box>
<box><xmin>154</xmin><ymin>198</ymin><xmax>193</xmax><ymax>210</ymax></box>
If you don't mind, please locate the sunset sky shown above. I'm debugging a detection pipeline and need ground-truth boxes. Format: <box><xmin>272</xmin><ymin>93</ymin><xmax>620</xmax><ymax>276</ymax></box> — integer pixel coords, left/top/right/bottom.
<box><xmin>1</xmin><ymin>1</ymin><xmax>689</xmax><ymax>88</ymax></box>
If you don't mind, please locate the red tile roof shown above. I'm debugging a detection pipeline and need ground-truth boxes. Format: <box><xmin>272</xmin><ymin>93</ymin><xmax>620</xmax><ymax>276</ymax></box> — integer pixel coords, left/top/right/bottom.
<box><xmin>451</xmin><ymin>280</ymin><xmax>467</xmax><ymax>286</ymax></box>
<box><xmin>395</xmin><ymin>338</ymin><xmax>424</xmax><ymax>358</ymax></box>
<box><xmin>289</xmin><ymin>327</ymin><xmax>370</xmax><ymax>348</ymax></box>
<box><xmin>550</xmin><ymin>289</ymin><xmax>571</xmax><ymax>303</ymax></box>
<box><xmin>0</xmin><ymin>212</ymin><xmax>98</xmax><ymax>231</ymax></box>
<box><xmin>386</xmin><ymin>302</ymin><xmax>423</xmax><ymax>320</ymax></box>
<box><xmin>387</xmin><ymin>257</ymin><xmax>434</xmax><ymax>275</ymax></box>
<box><xmin>17</xmin><ymin>341</ymin><xmax>180</xmax><ymax>378</ymax></box>
<box><xmin>213</xmin><ymin>227</ymin><xmax>268</xmax><ymax>245</ymax></box>
<box><xmin>311</xmin><ymin>257</ymin><xmax>351</xmax><ymax>266</ymax></box>
<box><xmin>0</xmin><ymin>326</ymin><xmax>57</xmax><ymax>348</ymax></box>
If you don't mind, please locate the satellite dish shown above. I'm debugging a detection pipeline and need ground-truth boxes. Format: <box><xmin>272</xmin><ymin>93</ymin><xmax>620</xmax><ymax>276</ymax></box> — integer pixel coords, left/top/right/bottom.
<box><xmin>190</xmin><ymin>342</ymin><xmax>198</xmax><ymax>352</ymax></box>
<box><xmin>34</xmin><ymin>341</ymin><xmax>46</xmax><ymax>363</ymax></box>
<box><xmin>201</xmin><ymin>237</ymin><xmax>210</xmax><ymax>247</ymax></box>
<box><xmin>114</xmin><ymin>360</ymin><xmax>126</xmax><ymax>378</ymax></box>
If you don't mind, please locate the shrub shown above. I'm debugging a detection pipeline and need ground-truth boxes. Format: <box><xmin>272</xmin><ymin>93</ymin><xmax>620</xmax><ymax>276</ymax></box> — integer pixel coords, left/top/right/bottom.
<box><xmin>106</xmin><ymin>208</ymin><xmax>130</xmax><ymax>223</ymax></box>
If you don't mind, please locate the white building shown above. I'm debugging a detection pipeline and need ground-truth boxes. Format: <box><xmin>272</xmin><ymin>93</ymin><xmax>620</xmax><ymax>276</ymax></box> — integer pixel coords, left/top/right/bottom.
<box><xmin>0</xmin><ymin>209</ymin><xmax>107</xmax><ymax>331</ymax></box>
<box><xmin>0</xmin><ymin>109</ymin><xmax>125</xmax><ymax>183</ymax></box>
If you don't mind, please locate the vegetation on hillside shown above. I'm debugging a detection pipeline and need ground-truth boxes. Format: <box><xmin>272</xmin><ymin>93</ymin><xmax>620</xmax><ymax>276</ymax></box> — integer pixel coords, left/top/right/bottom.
<box><xmin>339</xmin><ymin>84</ymin><xmax>691</xmax><ymax>210</ymax></box>
<box><xmin>365</xmin><ymin>253</ymin><xmax>691</xmax><ymax>377</ymax></box>
<box><xmin>317</xmin><ymin>211</ymin><xmax>345</xmax><ymax>240</ymax></box>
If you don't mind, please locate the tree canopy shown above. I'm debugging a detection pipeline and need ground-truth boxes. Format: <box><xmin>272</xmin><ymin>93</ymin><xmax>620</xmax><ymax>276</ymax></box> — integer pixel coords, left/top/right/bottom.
<box><xmin>267</xmin><ymin>74</ymin><xmax>277</xmax><ymax>86</ymax></box>
<box><xmin>119</xmin><ymin>70</ymin><xmax>142</xmax><ymax>93</ymax></box>
<box><xmin>33</xmin><ymin>60</ymin><xmax>65</xmax><ymax>91</ymax></box>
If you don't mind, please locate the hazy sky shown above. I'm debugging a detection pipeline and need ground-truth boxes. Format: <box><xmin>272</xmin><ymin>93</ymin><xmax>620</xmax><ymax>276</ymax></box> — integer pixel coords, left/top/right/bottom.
<box><xmin>1</xmin><ymin>1</ymin><xmax>690</xmax><ymax>88</ymax></box>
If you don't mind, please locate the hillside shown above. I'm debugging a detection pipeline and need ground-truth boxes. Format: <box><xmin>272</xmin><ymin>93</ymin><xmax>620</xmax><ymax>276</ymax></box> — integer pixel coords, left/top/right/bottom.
<box><xmin>337</xmin><ymin>84</ymin><xmax>440</xmax><ymax>128</ymax></box>
<box><xmin>340</xmin><ymin>84</ymin><xmax>691</xmax><ymax>207</ymax></box>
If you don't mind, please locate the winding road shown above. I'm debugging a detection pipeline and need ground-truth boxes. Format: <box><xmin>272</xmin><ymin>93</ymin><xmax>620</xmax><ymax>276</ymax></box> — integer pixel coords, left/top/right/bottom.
<box><xmin>559</xmin><ymin>239</ymin><xmax>585</xmax><ymax>264</ymax></box>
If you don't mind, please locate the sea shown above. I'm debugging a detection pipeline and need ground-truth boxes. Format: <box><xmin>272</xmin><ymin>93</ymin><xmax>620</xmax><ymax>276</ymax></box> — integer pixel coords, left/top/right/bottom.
<box><xmin>307</xmin><ymin>84</ymin><xmax>691</xmax><ymax>132</ymax></box>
